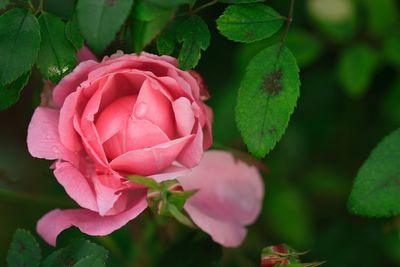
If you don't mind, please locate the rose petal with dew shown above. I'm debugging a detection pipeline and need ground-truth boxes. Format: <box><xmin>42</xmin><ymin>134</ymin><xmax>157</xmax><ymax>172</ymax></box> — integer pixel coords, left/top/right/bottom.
<box><xmin>27</xmin><ymin>107</ymin><xmax>78</xmax><ymax>164</ymax></box>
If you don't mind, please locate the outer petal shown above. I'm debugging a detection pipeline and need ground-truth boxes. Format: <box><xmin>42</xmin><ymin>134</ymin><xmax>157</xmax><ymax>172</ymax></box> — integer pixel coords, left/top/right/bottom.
<box><xmin>110</xmin><ymin>135</ymin><xmax>192</xmax><ymax>175</ymax></box>
<box><xmin>27</xmin><ymin>107</ymin><xmax>77</xmax><ymax>163</ymax></box>
<box><xmin>184</xmin><ymin>203</ymin><xmax>247</xmax><ymax>247</ymax></box>
<box><xmin>53</xmin><ymin>161</ymin><xmax>98</xmax><ymax>212</ymax></box>
<box><xmin>59</xmin><ymin>92</ymin><xmax>82</xmax><ymax>151</ymax></box>
<box><xmin>178</xmin><ymin>150</ymin><xmax>264</xmax><ymax>246</ymax></box>
<box><xmin>52</xmin><ymin>60</ymin><xmax>99</xmax><ymax>107</ymax></box>
<box><xmin>177</xmin><ymin>122</ymin><xmax>203</xmax><ymax>168</ymax></box>
<box><xmin>37</xmin><ymin>189</ymin><xmax>147</xmax><ymax>246</ymax></box>
<box><xmin>172</xmin><ymin>97</ymin><xmax>195</xmax><ymax>137</ymax></box>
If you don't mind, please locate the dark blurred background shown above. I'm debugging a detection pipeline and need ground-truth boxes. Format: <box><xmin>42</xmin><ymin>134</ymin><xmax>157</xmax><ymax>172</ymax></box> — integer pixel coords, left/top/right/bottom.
<box><xmin>1</xmin><ymin>0</ymin><xmax>400</xmax><ymax>266</ymax></box>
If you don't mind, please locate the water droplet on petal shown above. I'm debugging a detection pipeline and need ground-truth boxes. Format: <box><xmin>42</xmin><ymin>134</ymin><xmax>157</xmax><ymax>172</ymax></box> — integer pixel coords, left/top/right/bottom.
<box><xmin>46</xmin><ymin>135</ymin><xmax>52</xmax><ymax>140</ymax></box>
<box><xmin>134</xmin><ymin>102</ymin><xmax>147</xmax><ymax>119</ymax></box>
<box><xmin>52</xmin><ymin>146</ymin><xmax>60</xmax><ymax>154</ymax></box>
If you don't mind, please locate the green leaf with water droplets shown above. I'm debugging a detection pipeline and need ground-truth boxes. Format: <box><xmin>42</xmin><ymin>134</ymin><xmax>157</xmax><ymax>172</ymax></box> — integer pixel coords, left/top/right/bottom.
<box><xmin>36</xmin><ymin>12</ymin><xmax>77</xmax><ymax>83</ymax></box>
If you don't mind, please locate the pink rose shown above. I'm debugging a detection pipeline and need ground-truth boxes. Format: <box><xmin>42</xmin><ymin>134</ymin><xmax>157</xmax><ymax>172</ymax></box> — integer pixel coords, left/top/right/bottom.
<box><xmin>28</xmin><ymin>52</ymin><xmax>212</xmax><ymax>246</ymax></box>
<box><xmin>178</xmin><ymin>150</ymin><xmax>264</xmax><ymax>247</ymax></box>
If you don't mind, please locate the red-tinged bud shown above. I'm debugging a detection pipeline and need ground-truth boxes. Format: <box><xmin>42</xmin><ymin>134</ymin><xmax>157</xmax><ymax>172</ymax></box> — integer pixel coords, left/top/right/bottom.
<box><xmin>261</xmin><ymin>255</ymin><xmax>290</xmax><ymax>267</ymax></box>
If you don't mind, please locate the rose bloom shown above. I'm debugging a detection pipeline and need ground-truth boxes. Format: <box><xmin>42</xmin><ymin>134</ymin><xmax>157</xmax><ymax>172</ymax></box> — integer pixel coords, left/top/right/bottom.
<box><xmin>28</xmin><ymin>50</ymin><xmax>263</xmax><ymax>247</ymax></box>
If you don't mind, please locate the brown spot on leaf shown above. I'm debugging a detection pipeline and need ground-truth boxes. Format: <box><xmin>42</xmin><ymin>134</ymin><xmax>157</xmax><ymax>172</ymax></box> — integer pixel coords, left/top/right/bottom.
<box><xmin>16</xmin><ymin>240</ymin><xmax>25</xmax><ymax>252</ymax></box>
<box><xmin>269</xmin><ymin>127</ymin><xmax>277</xmax><ymax>135</ymax></box>
<box><xmin>245</xmin><ymin>32</ymin><xmax>254</xmax><ymax>38</ymax></box>
<box><xmin>106</xmin><ymin>0</ymin><xmax>115</xmax><ymax>6</ymax></box>
<box><xmin>263</xmin><ymin>69</ymin><xmax>283</xmax><ymax>95</ymax></box>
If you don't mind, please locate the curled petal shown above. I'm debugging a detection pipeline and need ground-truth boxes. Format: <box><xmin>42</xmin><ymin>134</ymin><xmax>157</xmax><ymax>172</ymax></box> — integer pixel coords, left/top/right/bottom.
<box><xmin>37</xmin><ymin>189</ymin><xmax>147</xmax><ymax>246</ymax></box>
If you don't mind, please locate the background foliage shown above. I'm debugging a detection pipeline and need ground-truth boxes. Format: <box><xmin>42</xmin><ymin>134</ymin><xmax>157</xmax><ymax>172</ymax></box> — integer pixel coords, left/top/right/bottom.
<box><xmin>1</xmin><ymin>0</ymin><xmax>400</xmax><ymax>266</ymax></box>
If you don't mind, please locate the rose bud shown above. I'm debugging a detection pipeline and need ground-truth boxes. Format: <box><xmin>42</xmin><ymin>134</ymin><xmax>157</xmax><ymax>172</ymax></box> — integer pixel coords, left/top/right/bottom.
<box><xmin>28</xmin><ymin>52</ymin><xmax>212</xmax><ymax>246</ymax></box>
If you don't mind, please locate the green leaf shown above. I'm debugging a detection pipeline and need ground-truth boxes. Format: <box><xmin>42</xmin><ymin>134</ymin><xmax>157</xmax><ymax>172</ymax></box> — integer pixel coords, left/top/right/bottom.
<box><xmin>77</xmin><ymin>0</ymin><xmax>134</xmax><ymax>54</ymax></box>
<box><xmin>66</xmin><ymin>14</ymin><xmax>84</xmax><ymax>51</ymax></box>
<box><xmin>176</xmin><ymin>15</ymin><xmax>210</xmax><ymax>70</ymax></box>
<box><xmin>157</xmin><ymin>27</ymin><xmax>175</xmax><ymax>55</ymax></box>
<box><xmin>348</xmin><ymin>128</ymin><xmax>400</xmax><ymax>217</ymax></box>
<box><xmin>72</xmin><ymin>255</ymin><xmax>106</xmax><ymax>267</ymax></box>
<box><xmin>0</xmin><ymin>0</ymin><xmax>9</xmax><ymax>9</ymax></box>
<box><xmin>337</xmin><ymin>43</ymin><xmax>378</xmax><ymax>98</ymax></box>
<box><xmin>167</xmin><ymin>190</ymin><xmax>197</xmax><ymax>210</ymax></box>
<box><xmin>127</xmin><ymin>175</ymin><xmax>160</xmax><ymax>189</ymax></box>
<box><xmin>43</xmin><ymin>239</ymin><xmax>108</xmax><ymax>267</ymax></box>
<box><xmin>36</xmin><ymin>12</ymin><xmax>77</xmax><ymax>83</ymax></box>
<box><xmin>286</xmin><ymin>29</ymin><xmax>323</xmax><ymax>67</ymax></box>
<box><xmin>236</xmin><ymin>44</ymin><xmax>300</xmax><ymax>158</ymax></box>
<box><xmin>0</xmin><ymin>8</ymin><xmax>40</xmax><ymax>86</ymax></box>
<box><xmin>216</xmin><ymin>3</ymin><xmax>285</xmax><ymax>43</ymax></box>
<box><xmin>131</xmin><ymin>4</ymin><xmax>175</xmax><ymax>53</ymax></box>
<box><xmin>218</xmin><ymin>0</ymin><xmax>265</xmax><ymax>3</ymax></box>
<box><xmin>167</xmin><ymin>203</ymin><xmax>195</xmax><ymax>228</ymax></box>
<box><xmin>145</xmin><ymin>0</ymin><xmax>193</xmax><ymax>8</ymax></box>
<box><xmin>7</xmin><ymin>229</ymin><xmax>41</xmax><ymax>267</ymax></box>
<box><xmin>0</xmin><ymin>71</ymin><xmax>29</xmax><ymax>110</ymax></box>
<box><xmin>133</xmin><ymin>0</ymin><xmax>174</xmax><ymax>21</ymax></box>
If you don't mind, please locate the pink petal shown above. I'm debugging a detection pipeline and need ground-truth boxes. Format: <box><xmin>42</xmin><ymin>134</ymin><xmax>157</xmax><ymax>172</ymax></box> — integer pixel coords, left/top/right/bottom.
<box><xmin>52</xmin><ymin>60</ymin><xmax>99</xmax><ymax>107</ymax></box>
<box><xmin>92</xmin><ymin>173</ymin><xmax>123</xmax><ymax>216</ymax></box>
<box><xmin>77</xmin><ymin>46</ymin><xmax>98</xmax><ymax>63</ymax></box>
<box><xmin>53</xmin><ymin>161</ymin><xmax>98</xmax><ymax>212</ymax></box>
<box><xmin>150</xmin><ymin>164</ymin><xmax>190</xmax><ymax>182</ymax></box>
<box><xmin>37</xmin><ymin>190</ymin><xmax>147</xmax><ymax>246</ymax></box>
<box><xmin>103</xmin><ymin>118</ymin><xmax>170</xmax><ymax>160</ymax></box>
<box><xmin>58</xmin><ymin>92</ymin><xmax>82</xmax><ymax>151</ymax></box>
<box><xmin>110</xmin><ymin>135</ymin><xmax>193</xmax><ymax>176</ymax></box>
<box><xmin>177</xmin><ymin>122</ymin><xmax>203</xmax><ymax>168</ymax></box>
<box><xmin>95</xmin><ymin>95</ymin><xmax>137</xmax><ymax>143</ymax></box>
<box><xmin>184</xmin><ymin>203</ymin><xmax>247</xmax><ymax>247</ymax></box>
<box><xmin>172</xmin><ymin>97</ymin><xmax>195</xmax><ymax>137</ymax></box>
<box><xmin>178</xmin><ymin>150</ymin><xmax>264</xmax><ymax>246</ymax></box>
<box><xmin>27</xmin><ymin>107</ymin><xmax>77</xmax><ymax>163</ymax></box>
<box><xmin>134</xmin><ymin>79</ymin><xmax>175</xmax><ymax>138</ymax></box>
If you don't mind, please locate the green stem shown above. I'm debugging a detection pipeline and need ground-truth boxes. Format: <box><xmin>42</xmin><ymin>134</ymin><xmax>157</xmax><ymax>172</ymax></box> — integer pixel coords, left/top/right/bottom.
<box><xmin>0</xmin><ymin>188</ymin><xmax>74</xmax><ymax>208</ymax></box>
<box><xmin>193</xmin><ymin>0</ymin><xmax>218</xmax><ymax>14</ymax></box>
<box><xmin>280</xmin><ymin>0</ymin><xmax>296</xmax><ymax>47</ymax></box>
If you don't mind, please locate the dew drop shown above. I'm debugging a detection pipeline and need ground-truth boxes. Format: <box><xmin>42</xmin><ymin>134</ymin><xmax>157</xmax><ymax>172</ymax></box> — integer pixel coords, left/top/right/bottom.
<box><xmin>134</xmin><ymin>102</ymin><xmax>147</xmax><ymax>119</ymax></box>
<box><xmin>52</xmin><ymin>146</ymin><xmax>60</xmax><ymax>154</ymax></box>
